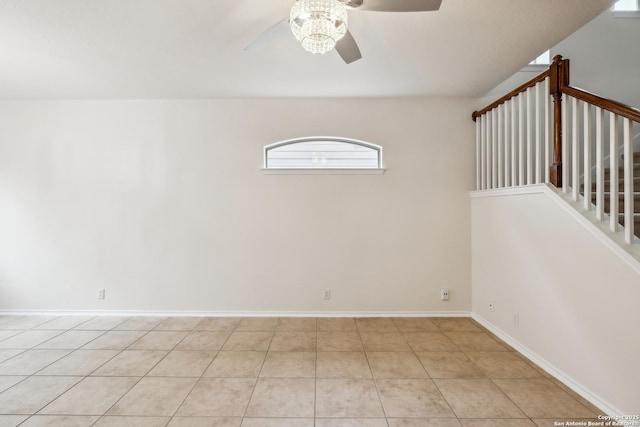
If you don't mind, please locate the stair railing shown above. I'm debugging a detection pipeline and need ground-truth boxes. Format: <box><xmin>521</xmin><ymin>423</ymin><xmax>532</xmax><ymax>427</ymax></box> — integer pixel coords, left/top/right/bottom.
<box><xmin>473</xmin><ymin>55</ymin><xmax>640</xmax><ymax>244</ymax></box>
<box><xmin>472</xmin><ymin>64</ymin><xmax>553</xmax><ymax>191</ymax></box>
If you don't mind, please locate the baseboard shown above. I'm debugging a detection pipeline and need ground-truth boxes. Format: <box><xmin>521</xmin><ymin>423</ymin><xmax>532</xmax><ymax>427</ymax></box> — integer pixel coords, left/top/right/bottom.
<box><xmin>471</xmin><ymin>312</ymin><xmax>629</xmax><ymax>419</ymax></box>
<box><xmin>0</xmin><ymin>309</ymin><xmax>471</xmax><ymax>318</ymax></box>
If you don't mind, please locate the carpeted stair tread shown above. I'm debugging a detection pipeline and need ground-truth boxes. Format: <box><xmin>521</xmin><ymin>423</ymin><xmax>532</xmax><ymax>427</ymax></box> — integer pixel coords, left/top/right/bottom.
<box><xmin>589</xmin><ymin>193</ymin><xmax>640</xmax><ymax>213</ymax></box>
<box><xmin>604</xmin><ymin>163</ymin><xmax>640</xmax><ymax>179</ymax></box>
<box><xmin>582</xmin><ymin>152</ymin><xmax>640</xmax><ymax>238</ymax></box>
<box><xmin>581</xmin><ymin>177</ymin><xmax>640</xmax><ymax>192</ymax></box>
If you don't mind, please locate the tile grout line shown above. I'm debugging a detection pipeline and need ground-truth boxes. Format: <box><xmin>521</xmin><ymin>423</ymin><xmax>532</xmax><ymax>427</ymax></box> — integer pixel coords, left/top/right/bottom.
<box><xmin>90</xmin><ymin>317</ymin><xmax>193</xmax><ymax>424</ymax></box>
<box><xmin>169</xmin><ymin>316</ymin><xmax>240</xmax><ymax>424</ymax></box>
<box><xmin>33</xmin><ymin>317</ymin><xmax>133</xmax><ymax>426</ymax></box>
<box><xmin>0</xmin><ymin>329</ymin><xmax>70</xmax><ymax>353</ymax></box>
<box><xmin>0</xmin><ymin>318</ymin><xmax>118</xmax><ymax>426</ymax></box>
<box><xmin>400</xmin><ymin>319</ymin><xmax>461</xmax><ymax>423</ymax></box>
<box><xmin>8</xmin><ymin>330</ymin><xmax>112</xmax><ymax>419</ymax></box>
<box><xmin>486</xmin><ymin>377</ymin><xmax>536</xmax><ymax>423</ymax></box>
<box><xmin>239</xmin><ymin>317</ymin><xmax>275</xmax><ymax>423</ymax></box>
<box><xmin>354</xmin><ymin>318</ymin><xmax>390</xmax><ymax>424</ymax></box>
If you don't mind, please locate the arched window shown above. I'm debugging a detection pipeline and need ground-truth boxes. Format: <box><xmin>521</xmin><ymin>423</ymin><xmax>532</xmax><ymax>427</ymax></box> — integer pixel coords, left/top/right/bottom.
<box><xmin>264</xmin><ymin>136</ymin><xmax>383</xmax><ymax>170</ymax></box>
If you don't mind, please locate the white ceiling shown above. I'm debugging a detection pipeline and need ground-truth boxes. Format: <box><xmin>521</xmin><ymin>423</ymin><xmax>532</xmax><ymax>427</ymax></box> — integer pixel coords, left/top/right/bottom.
<box><xmin>0</xmin><ymin>0</ymin><xmax>613</xmax><ymax>99</ymax></box>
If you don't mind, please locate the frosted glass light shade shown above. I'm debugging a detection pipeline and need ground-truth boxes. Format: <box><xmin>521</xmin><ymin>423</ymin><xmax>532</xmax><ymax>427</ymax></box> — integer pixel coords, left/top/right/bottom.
<box><xmin>290</xmin><ymin>0</ymin><xmax>348</xmax><ymax>55</ymax></box>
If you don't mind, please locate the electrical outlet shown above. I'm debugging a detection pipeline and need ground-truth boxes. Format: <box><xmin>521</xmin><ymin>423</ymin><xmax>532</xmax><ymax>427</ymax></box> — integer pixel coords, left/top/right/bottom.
<box><xmin>488</xmin><ymin>300</ymin><xmax>494</xmax><ymax>312</ymax></box>
<box><xmin>513</xmin><ymin>313</ymin><xmax>520</xmax><ymax>326</ymax></box>
<box><xmin>97</xmin><ymin>288</ymin><xmax>105</xmax><ymax>300</ymax></box>
<box><xmin>323</xmin><ymin>290</ymin><xmax>331</xmax><ymax>300</ymax></box>
<box><xmin>440</xmin><ymin>288</ymin><xmax>449</xmax><ymax>301</ymax></box>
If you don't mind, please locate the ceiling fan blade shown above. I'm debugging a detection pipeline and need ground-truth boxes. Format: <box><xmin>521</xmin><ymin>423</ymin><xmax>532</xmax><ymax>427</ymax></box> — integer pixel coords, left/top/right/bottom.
<box><xmin>243</xmin><ymin>18</ymin><xmax>290</xmax><ymax>52</ymax></box>
<box><xmin>335</xmin><ymin>31</ymin><xmax>362</xmax><ymax>64</ymax></box>
<box><xmin>358</xmin><ymin>0</ymin><xmax>442</xmax><ymax>12</ymax></box>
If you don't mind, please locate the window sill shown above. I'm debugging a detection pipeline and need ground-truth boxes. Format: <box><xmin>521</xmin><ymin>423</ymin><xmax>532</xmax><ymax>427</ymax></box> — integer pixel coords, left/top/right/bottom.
<box><xmin>262</xmin><ymin>168</ymin><xmax>386</xmax><ymax>175</ymax></box>
<box><xmin>612</xmin><ymin>10</ymin><xmax>640</xmax><ymax>18</ymax></box>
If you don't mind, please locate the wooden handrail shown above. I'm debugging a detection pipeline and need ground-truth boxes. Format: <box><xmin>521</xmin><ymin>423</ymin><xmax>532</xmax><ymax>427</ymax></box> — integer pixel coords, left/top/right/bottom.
<box><xmin>472</xmin><ymin>69</ymin><xmax>550</xmax><ymax>121</ymax></box>
<box><xmin>561</xmin><ymin>85</ymin><xmax>640</xmax><ymax>123</ymax></box>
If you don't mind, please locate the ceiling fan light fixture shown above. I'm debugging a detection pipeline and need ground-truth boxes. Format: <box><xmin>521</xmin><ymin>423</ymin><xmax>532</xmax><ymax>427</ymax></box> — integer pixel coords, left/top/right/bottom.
<box><xmin>290</xmin><ymin>0</ymin><xmax>348</xmax><ymax>55</ymax></box>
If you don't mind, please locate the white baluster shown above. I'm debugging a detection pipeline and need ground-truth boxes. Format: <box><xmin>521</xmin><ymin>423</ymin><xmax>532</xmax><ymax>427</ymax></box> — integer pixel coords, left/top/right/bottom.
<box><xmin>583</xmin><ymin>104</ymin><xmax>592</xmax><ymax>211</ymax></box>
<box><xmin>527</xmin><ymin>87</ymin><xmax>534</xmax><ymax>185</ymax></box>
<box><xmin>497</xmin><ymin>104</ymin><xmax>503</xmax><ymax>188</ymax></box>
<box><xmin>504</xmin><ymin>101</ymin><xmax>510</xmax><ymax>187</ymax></box>
<box><xmin>491</xmin><ymin>108</ymin><xmax>500</xmax><ymax>188</ymax></box>
<box><xmin>562</xmin><ymin>94</ymin><xmax>569</xmax><ymax>193</ymax></box>
<box><xmin>519</xmin><ymin>93</ymin><xmax>525</xmax><ymax>186</ymax></box>
<box><xmin>486</xmin><ymin>110</ymin><xmax>492</xmax><ymax>189</ymax></box>
<box><xmin>535</xmin><ymin>82</ymin><xmax>542</xmax><ymax>184</ymax></box>
<box><xmin>476</xmin><ymin>116</ymin><xmax>482</xmax><ymax>190</ymax></box>
<box><xmin>511</xmin><ymin>98</ymin><xmax>517</xmax><ymax>186</ymax></box>
<box><xmin>545</xmin><ymin>77</ymin><xmax>551</xmax><ymax>183</ymax></box>
<box><xmin>487</xmin><ymin>111</ymin><xmax>495</xmax><ymax>188</ymax></box>
<box><xmin>610</xmin><ymin>113</ymin><xmax>619</xmax><ymax>232</ymax></box>
<box><xmin>595</xmin><ymin>107</ymin><xmax>605</xmax><ymax>221</ymax></box>
<box><xmin>480</xmin><ymin>115</ymin><xmax>486</xmax><ymax>190</ymax></box>
<box><xmin>572</xmin><ymin>97</ymin><xmax>580</xmax><ymax>202</ymax></box>
<box><xmin>489</xmin><ymin>109</ymin><xmax>498</xmax><ymax>188</ymax></box>
<box><xmin>623</xmin><ymin>118</ymin><xmax>635</xmax><ymax>244</ymax></box>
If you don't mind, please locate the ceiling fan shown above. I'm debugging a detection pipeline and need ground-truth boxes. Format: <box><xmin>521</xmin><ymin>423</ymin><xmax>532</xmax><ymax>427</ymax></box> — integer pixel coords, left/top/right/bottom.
<box><xmin>244</xmin><ymin>0</ymin><xmax>442</xmax><ymax>64</ymax></box>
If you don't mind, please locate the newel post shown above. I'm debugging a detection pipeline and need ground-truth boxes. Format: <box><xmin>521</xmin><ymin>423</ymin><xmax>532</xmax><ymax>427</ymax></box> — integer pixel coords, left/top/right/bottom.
<box><xmin>549</xmin><ymin>55</ymin><xmax>569</xmax><ymax>187</ymax></box>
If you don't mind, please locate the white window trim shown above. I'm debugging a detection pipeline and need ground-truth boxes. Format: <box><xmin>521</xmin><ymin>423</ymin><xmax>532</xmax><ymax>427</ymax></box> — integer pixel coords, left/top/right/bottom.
<box><xmin>613</xmin><ymin>0</ymin><xmax>640</xmax><ymax>16</ymax></box>
<box><xmin>262</xmin><ymin>168</ymin><xmax>385</xmax><ymax>175</ymax></box>
<box><xmin>612</xmin><ymin>10</ymin><xmax>640</xmax><ymax>17</ymax></box>
<box><xmin>262</xmin><ymin>136</ymin><xmax>386</xmax><ymax>175</ymax></box>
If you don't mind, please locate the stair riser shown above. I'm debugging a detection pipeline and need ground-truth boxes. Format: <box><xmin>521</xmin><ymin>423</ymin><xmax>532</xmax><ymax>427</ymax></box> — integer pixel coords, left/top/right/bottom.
<box><xmin>604</xmin><ymin>164</ymin><xmax>640</xmax><ymax>180</ymax></box>
<box><xmin>590</xmin><ymin>194</ymin><xmax>640</xmax><ymax>213</ymax></box>
<box><xmin>617</xmin><ymin>216</ymin><xmax>640</xmax><ymax>238</ymax></box>
<box><xmin>583</xmin><ymin>178</ymin><xmax>640</xmax><ymax>192</ymax></box>
<box><xmin>617</xmin><ymin>215</ymin><xmax>640</xmax><ymax>225</ymax></box>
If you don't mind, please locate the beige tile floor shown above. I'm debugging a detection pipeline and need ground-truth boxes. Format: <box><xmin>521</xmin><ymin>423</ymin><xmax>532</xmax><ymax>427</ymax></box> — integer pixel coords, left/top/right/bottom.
<box><xmin>0</xmin><ymin>315</ymin><xmax>604</xmax><ymax>427</ymax></box>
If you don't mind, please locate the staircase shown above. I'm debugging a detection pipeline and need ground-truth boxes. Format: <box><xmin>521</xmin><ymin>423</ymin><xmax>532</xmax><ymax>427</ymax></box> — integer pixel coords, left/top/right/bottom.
<box><xmin>582</xmin><ymin>151</ymin><xmax>640</xmax><ymax>238</ymax></box>
<box><xmin>473</xmin><ymin>55</ymin><xmax>640</xmax><ymax>248</ymax></box>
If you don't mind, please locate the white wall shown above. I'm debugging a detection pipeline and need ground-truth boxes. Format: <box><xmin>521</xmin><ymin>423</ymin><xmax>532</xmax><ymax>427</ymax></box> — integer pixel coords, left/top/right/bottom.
<box><xmin>0</xmin><ymin>98</ymin><xmax>475</xmax><ymax>313</ymax></box>
<box><xmin>554</xmin><ymin>9</ymin><xmax>640</xmax><ymax>109</ymax></box>
<box><xmin>478</xmin><ymin>6</ymin><xmax>640</xmax><ymax>111</ymax></box>
<box><xmin>471</xmin><ymin>187</ymin><xmax>640</xmax><ymax>414</ymax></box>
